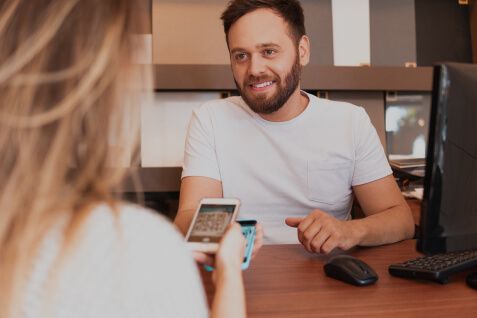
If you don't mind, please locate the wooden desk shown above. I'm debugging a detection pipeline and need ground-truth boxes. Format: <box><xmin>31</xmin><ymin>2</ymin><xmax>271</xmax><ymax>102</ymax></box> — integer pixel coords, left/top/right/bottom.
<box><xmin>201</xmin><ymin>200</ymin><xmax>477</xmax><ymax>317</ymax></box>
<box><xmin>202</xmin><ymin>241</ymin><xmax>477</xmax><ymax>317</ymax></box>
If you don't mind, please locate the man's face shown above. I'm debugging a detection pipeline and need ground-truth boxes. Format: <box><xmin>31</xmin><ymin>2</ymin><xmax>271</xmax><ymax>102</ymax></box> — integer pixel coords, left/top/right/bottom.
<box><xmin>227</xmin><ymin>9</ymin><xmax>307</xmax><ymax>114</ymax></box>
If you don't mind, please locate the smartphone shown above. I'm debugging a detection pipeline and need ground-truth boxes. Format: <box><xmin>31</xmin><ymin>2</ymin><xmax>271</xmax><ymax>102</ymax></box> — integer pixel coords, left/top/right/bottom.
<box><xmin>185</xmin><ymin>198</ymin><xmax>240</xmax><ymax>253</ymax></box>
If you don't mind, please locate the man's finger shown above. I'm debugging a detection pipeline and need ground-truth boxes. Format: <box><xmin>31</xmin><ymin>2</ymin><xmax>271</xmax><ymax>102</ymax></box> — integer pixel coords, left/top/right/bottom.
<box><xmin>296</xmin><ymin>215</ymin><xmax>316</xmax><ymax>244</ymax></box>
<box><xmin>285</xmin><ymin>217</ymin><xmax>303</xmax><ymax>227</ymax></box>
<box><xmin>320</xmin><ymin>236</ymin><xmax>338</xmax><ymax>254</ymax></box>
<box><xmin>302</xmin><ymin>219</ymin><xmax>322</xmax><ymax>252</ymax></box>
<box><xmin>310</xmin><ymin>230</ymin><xmax>331</xmax><ymax>254</ymax></box>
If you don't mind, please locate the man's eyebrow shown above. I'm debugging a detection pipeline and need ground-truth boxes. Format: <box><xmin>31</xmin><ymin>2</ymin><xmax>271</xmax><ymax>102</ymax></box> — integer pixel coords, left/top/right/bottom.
<box><xmin>256</xmin><ymin>43</ymin><xmax>281</xmax><ymax>49</ymax></box>
<box><xmin>230</xmin><ymin>43</ymin><xmax>281</xmax><ymax>54</ymax></box>
<box><xmin>230</xmin><ymin>47</ymin><xmax>247</xmax><ymax>55</ymax></box>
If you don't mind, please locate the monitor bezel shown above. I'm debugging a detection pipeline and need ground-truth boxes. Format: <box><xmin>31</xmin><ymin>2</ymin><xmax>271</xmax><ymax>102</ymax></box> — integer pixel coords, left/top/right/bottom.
<box><xmin>417</xmin><ymin>64</ymin><xmax>445</xmax><ymax>254</ymax></box>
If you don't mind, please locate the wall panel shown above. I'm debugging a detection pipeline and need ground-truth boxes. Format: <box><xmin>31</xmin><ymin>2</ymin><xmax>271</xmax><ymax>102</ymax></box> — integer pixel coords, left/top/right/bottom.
<box><xmin>370</xmin><ymin>0</ymin><xmax>416</xmax><ymax>66</ymax></box>
<box><xmin>302</xmin><ymin>0</ymin><xmax>334</xmax><ymax>65</ymax></box>
<box><xmin>152</xmin><ymin>0</ymin><xmax>229</xmax><ymax>64</ymax></box>
<box><xmin>415</xmin><ymin>0</ymin><xmax>472</xmax><ymax>66</ymax></box>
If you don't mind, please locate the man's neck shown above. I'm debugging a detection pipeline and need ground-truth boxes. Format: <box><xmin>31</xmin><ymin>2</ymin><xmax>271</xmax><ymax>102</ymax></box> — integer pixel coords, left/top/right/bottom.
<box><xmin>258</xmin><ymin>87</ymin><xmax>309</xmax><ymax>122</ymax></box>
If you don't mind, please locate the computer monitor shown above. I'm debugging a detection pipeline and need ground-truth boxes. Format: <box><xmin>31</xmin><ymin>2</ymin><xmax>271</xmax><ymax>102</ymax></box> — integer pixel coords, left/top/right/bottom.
<box><xmin>418</xmin><ymin>63</ymin><xmax>477</xmax><ymax>254</ymax></box>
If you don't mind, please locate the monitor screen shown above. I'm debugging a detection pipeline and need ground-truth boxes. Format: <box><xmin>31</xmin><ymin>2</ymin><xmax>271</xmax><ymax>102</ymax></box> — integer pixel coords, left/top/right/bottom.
<box><xmin>418</xmin><ymin>63</ymin><xmax>477</xmax><ymax>254</ymax></box>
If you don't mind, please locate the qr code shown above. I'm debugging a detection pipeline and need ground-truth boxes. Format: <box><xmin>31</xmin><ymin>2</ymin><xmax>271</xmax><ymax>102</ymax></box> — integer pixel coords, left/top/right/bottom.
<box><xmin>192</xmin><ymin>212</ymin><xmax>230</xmax><ymax>236</ymax></box>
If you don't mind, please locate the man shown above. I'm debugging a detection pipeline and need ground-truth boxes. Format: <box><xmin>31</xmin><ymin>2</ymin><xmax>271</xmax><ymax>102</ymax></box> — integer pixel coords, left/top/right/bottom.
<box><xmin>175</xmin><ymin>0</ymin><xmax>414</xmax><ymax>253</ymax></box>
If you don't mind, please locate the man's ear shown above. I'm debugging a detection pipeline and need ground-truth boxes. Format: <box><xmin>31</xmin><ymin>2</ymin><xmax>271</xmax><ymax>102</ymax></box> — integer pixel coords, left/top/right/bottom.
<box><xmin>298</xmin><ymin>35</ymin><xmax>310</xmax><ymax>66</ymax></box>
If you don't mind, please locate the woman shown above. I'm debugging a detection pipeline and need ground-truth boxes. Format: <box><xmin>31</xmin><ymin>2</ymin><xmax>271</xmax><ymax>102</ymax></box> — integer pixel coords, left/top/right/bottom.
<box><xmin>0</xmin><ymin>1</ymin><xmax>246</xmax><ymax>317</ymax></box>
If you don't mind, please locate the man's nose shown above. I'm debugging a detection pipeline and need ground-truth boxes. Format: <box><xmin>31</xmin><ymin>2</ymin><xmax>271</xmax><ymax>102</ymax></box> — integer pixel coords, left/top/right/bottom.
<box><xmin>248</xmin><ymin>55</ymin><xmax>267</xmax><ymax>77</ymax></box>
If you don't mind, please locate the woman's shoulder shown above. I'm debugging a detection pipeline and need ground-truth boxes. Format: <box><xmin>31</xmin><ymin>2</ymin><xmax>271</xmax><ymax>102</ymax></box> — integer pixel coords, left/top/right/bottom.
<box><xmin>84</xmin><ymin>202</ymin><xmax>185</xmax><ymax>249</ymax></box>
<box><xmin>85</xmin><ymin>202</ymin><xmax>176</xmax><ymax>233</ymax></box>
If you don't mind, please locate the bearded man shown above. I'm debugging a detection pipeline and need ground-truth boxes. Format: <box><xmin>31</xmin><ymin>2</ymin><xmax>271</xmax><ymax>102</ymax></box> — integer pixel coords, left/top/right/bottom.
<box><xmin>174</xmin><ymin>0</ymin><xmax>414</xmax><ymax>253</ymax></box>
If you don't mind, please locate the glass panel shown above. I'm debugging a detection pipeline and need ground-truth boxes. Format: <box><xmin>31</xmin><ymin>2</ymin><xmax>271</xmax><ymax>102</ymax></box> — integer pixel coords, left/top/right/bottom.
<box><xmin>385</xmin><ymin>92</ymin><xmax>431</xmax><ymax>159</ymax></box>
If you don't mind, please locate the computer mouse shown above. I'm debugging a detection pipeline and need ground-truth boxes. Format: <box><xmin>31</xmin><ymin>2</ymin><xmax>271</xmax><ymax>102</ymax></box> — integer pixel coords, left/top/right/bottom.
<box><xmin>466</xmin><ymin>272</ymin><xmax>477</xmax><ymax>290</ymax></box>
<box><xmin>324</xmin><ymin>255</ymin><xmax>378</xmax><ymax>286</ymax></box>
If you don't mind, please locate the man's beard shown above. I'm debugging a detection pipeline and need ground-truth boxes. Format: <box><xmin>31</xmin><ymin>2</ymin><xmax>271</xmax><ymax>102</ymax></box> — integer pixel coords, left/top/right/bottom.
<box><xmin>235</xmin><ymin>55</ymin><xmax>301</xmax><ymax>115</ymax></box>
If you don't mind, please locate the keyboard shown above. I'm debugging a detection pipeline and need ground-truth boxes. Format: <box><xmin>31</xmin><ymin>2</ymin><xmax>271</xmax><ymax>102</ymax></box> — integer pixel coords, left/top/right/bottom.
<box><xmin>388</xmin><ymin>249</ymin><xmax>477</xmax><ymax>284</ymax></box>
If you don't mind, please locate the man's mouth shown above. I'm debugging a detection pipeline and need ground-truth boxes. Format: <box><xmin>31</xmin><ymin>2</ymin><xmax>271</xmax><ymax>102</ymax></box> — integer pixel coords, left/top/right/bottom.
<box><xmin>249</xmin><ymin>81</ymin><xmax>275</xmax><ymax>91</ymax></box>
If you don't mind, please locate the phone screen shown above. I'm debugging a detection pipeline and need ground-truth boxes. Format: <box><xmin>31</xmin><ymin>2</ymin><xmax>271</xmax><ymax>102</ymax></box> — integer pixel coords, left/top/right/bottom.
<box><xmin>187</xmin><ymin>204</ymin><xmax>236</xmax><ymax>243</ymax></box>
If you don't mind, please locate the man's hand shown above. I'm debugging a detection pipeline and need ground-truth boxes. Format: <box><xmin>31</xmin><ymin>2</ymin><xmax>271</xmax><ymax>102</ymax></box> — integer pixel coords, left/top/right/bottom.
<box><xmin>285</xmin><ymin>209</ymin><xmax>363</xmax><ymax>254</ymax></box>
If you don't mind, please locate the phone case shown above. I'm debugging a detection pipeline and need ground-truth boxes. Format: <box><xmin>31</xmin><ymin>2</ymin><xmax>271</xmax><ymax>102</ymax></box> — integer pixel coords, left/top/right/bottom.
<box><xmin>204</xmin><ymin>220</ymin><xmax>257</xmax><ymax>272</ymax></box>
<box><xmin>239</xmin><ymin>220</ymin><xmax>256</xmax><ymax>270</ymax></box>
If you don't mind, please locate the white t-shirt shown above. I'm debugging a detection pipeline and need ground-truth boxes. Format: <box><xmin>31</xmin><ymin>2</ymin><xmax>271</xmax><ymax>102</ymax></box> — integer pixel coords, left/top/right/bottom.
<box><xmin>182</xmin><ymin>92</ymin><xmax>392</xmax><ymax>244</ymax></box>
<box><xmin>22</xmin><ymin>203</ymin><xmax>208</xmax><ymax>318</ymax></box>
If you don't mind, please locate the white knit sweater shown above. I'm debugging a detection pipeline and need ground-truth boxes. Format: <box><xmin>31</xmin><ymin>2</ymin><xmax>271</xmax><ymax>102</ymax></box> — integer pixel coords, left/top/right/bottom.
<box><xmin>22</xmin><ymin>203</ymin><xmax>208</xmax><ymax>318</ymax></box>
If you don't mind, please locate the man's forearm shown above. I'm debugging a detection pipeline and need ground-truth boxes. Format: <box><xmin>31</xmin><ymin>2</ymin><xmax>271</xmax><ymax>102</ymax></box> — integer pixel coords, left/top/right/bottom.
<box><xmin>349</xmin><ymin>203</ymin><xmax>415</xmax><ymax>247</ymax></box>
<box><xmin>176</xmin><ymin>176</ymin><xmax>224</xmax><ymax>235</ymax></box>
<box><xmin>174</xmin><ymin>209</ymin><xmax>195</xmax><ymax>236</ymax></box>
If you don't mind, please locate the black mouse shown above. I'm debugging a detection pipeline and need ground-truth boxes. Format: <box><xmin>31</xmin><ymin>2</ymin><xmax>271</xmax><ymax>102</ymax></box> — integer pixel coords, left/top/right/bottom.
<box><xmin>466</xmin><ymin>272</ymin><xmax>477</xmax><ymax>290</ymax></box>
<box><xmin>324</xmin><ymin>255</ymin><xmax>378</xmax><ymax>286</ymax></box>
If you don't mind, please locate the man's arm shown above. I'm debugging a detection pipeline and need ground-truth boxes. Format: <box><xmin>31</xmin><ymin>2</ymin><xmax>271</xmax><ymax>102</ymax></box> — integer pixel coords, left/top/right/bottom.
<box><xmin>286</xmin><ymin>175</ymin><xmax>415</xmax><ymax>254</ymax></box>
<box><xmin>351</xmin><ymin>174</ymin><xmax>415</xmax><ymax>246</ymax></box>
<box><xmin>174</xmin><ymin>176</ymin><xmax>223</xmax><ymax>235</ymax></box>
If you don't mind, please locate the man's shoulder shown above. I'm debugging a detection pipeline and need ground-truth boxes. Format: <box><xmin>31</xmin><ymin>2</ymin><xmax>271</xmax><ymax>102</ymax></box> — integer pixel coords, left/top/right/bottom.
<box><xmin>199</xmin><ymin>96</ymin><xmax>244</xmax><ymax>110</ymax></box>
<box><xmin>310</xmin><ymin>95</ymin><xmax>363</xmax><ymax>114</ymax></box>
<box><xmin>195</xmin><ymin>96</ymin><xmax>252</xmax><ymax>119</ymax></box>
<box><xmin>306</xmin><ymin>95</ymin><xmax>366</xmax><ymax>123</ymax></box>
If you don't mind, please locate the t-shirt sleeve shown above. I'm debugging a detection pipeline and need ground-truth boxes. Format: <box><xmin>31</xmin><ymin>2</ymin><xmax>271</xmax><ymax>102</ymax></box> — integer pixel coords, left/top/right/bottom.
<box><xmin>182</xmin><ymin>106</ymin><xmax>221</xmax><ymax>181</ymax></box>
<box><xmin>120</xmin><ymin>207</ymin><xmax>209</xmax><ymax>318</ymax></box>
<box><xmin>351</xmin><ymin>107</ymin><xmax>392</xmax><ymax>186</ymax></box>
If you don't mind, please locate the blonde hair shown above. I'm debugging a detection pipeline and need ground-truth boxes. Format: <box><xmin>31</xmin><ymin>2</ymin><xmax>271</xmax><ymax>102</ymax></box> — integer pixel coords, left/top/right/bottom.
<box><xmin>0</xmin><ymin>0</ymin><xmax>150</xmax><ymax>316</ymax></box>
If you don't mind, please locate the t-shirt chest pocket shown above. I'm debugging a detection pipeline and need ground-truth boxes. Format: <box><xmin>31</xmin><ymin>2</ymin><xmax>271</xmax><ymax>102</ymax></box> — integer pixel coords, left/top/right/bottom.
<box><xmin>307</xmin><ymin>160</ymin><xmax>353</xmax><ymax>205</ymax></box>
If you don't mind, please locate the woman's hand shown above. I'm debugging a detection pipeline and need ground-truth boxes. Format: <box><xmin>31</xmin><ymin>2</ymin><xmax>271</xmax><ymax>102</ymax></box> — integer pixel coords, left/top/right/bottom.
<box><xmin>251</xmin><ymin>222</ymin><xmax>264</xmax><ymax>259</ymax></box>
<box><xmin>215</xmin><ymin>223</ymin><xmax>246</xmax><ymax>273</ymax></box>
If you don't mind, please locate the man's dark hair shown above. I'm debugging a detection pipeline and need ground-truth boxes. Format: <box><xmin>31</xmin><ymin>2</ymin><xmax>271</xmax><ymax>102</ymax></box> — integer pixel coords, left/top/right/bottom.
<box><xmin>221</xmin><ymin>0</ymin><xmax>306</xmax><ymax>45</ymax></box>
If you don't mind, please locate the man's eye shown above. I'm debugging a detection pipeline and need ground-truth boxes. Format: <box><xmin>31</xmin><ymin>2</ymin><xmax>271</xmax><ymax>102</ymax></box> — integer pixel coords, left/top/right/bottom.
<box><xmin>234</xmin><ymin>53</ymin><xmax>247</xmax><ymax>61</ymax></box>
<box><xmin>263</xmin><ymin>49</ymin><xmax>276</xmax><ymax>56</ymax></box>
